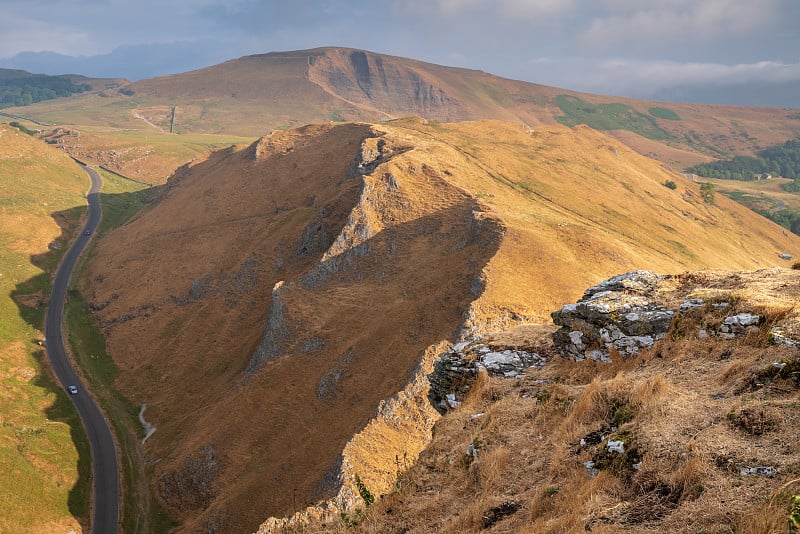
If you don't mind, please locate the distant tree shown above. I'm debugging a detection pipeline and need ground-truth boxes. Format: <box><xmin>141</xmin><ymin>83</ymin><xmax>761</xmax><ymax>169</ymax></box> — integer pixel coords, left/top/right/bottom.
<box><xmin>700</xmin><ymin>182</ymin><xmax>715</xmax><ymax>204</ymax></box>
<box><xmin>689</xmin><ymin>138</ymin><xmax>800</xmax><ymax>180</ymax></box>
<box><xmin>0</xmin><ymin>74</ymin><xmax>90</xmax><ymax>108</ymax></box>
<box><xmin>8</xmin><ymin>121</ymin><xmax>35</xmax><ymax>135</ymax></box>
<box><xmin>663</xmin><ymin>180</ymin><xmax>677</xmax><ymax>190</ymax></box>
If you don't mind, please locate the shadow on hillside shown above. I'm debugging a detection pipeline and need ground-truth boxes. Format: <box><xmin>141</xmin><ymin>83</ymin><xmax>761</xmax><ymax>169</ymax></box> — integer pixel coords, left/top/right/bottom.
<box><xmin>226</xmin><ymin>201</ymin><xmax>507</xmax><ymax>529</ymax></box>
<box><xmin>9</xmin><ymin>203</ymin><xmax>92</xmax><ymax>526</ymax></box>
<box><xmin>10</xmin><ymin>188</ymin><xmax>155</xmax><ymax>528</ymax></box>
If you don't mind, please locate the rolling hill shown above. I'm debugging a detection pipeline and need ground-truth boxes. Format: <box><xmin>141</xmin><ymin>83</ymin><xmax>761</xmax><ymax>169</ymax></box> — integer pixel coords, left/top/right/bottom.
<box><xmin>0</xmin><ymin>67</ymin><xmax>125</xmax><ymax>109</ymax></box>
<box><xmin>74</xmin><ymin>118</ymin><xmax>800</xmax><ymax>532</ymax></box>
<box><xmin>4</xmin><ymin>47</ymin><xmax>800</xmax><ymax>176</ymax></box>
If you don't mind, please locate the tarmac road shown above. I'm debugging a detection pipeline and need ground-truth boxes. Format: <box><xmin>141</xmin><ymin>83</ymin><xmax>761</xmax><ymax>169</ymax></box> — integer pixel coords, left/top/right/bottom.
<box><xmin>44</xmin><ymin>162</ymin><xmax>119</xmax><ymax>533</ymax></box>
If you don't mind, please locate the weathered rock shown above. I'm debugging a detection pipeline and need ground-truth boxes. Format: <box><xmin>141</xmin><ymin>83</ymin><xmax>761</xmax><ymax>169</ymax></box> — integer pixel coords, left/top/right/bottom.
<box><xmin>739</xmin><ymin>466</ymin><xmax>776</xmax><ymax>477</ymax></box>
<box><xmin>428</xmin><ymin>340</ymin><xmax>545</xmax><ymax>413</ymax></box>
<box><xmin>552</xmin><ymin>271</ymin><xmax>673</xmax><ymax>362</ymax></box>
<box><xmin>481</xmin><ymin>349</ymin><xmax>545</xmax><ymax>378</ymax></box>
<box><xmin>158</xmin><ymin>445</ymin><xmax>221</xmax><ymax>511</ymax></box>
<box><xmin>552</xmin><ymin>271</ymin><xmax>780</xmax><ymax>362</ymax></box>
<box><xmin>244</xmin><ymin>281</ymin><xmax>291</xmax><ymax>379</ymax></box>
<box><xmin>427</xmin><ymin>350</ymin><xmax>477</xmax><ymax>413</ymax></box>
<box><xmin>771</xmin><ymin>326</ymin><xmax>800</xmax><ymax>347</ymax></box>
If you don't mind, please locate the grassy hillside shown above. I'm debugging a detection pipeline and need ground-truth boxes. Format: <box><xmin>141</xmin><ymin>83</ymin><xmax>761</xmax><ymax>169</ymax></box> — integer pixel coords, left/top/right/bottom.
<box><xmin>3</xmin><ymin>47</ymin><xmax>800</xmax><ymax>173</ymax></box>
<box><xmin>0</xmin><ymin>125</ymin><xmax>89</xmax><ymax>533</ymax></box>
<box><xmin>40</xmin><ymin>128</ymin><xmax>254</xmax><ymax>184</ymax></box>
<box><xmin>76</xmin><ymin>119</ymin><xmax>800</xmax><ymax>533</ymax></box>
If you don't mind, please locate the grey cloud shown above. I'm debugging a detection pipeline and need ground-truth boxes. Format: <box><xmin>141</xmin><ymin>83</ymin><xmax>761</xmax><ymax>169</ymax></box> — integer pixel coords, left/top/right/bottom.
<box><xmin>574</xmin><ymin>0</ymin><xmax>787</xmax><ymax>56</ymax></box>
<box><xmin>200</xmin><ymin>0</ymin><xmax>379</xmax><ymax>32</ymax></box>
<box><xmin>520</xmin><ymin>56</ymin><xmax>800</xmax><ymax>107</ymax></box>
<box><xmin>2</xmin><ymin>0</ymin><xmax>800</xmax><ymax>106</ymax></box>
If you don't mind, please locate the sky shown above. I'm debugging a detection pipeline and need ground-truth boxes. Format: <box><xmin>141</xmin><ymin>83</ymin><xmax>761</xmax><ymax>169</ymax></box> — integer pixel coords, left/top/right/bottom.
<box><xmin>2</xmin><ymin>0</ymin><xmax>800</xmax><ymax>107</ymax></box>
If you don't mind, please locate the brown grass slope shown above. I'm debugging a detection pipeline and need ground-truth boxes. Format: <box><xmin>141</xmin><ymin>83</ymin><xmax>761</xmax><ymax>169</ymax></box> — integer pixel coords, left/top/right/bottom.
<box><xmin>80</xmin><ymin>119</ymin><xmax>800</xmax><ymax>533</ymax></box>
<box><xmin>6</xmin><ymin>47</ymin><xmax>800</xmax><ymax>169</ymax></box>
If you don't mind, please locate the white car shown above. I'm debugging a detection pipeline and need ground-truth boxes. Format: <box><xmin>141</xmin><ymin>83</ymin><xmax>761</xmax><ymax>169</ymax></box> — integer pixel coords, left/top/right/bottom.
<box><xmin>67</xmin><ymin>385</ymin><xmax>78</xmax><ymax>395</ymax></box>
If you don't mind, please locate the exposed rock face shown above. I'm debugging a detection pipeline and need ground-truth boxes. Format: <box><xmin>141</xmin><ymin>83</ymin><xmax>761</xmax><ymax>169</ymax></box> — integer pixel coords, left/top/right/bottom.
<box><xmin>551</xmin><ymin>270</ymin><xmax>790</xmax><ymax>362</ymax></box>
<box><xmin>244</xmin><ymin>281</ymin><xmax>290</xmax><ymax>379</ymax></box>
<box><xmin>428</xmin><ymin>340</ymin><xmax>545</xmax><ymax>413</ymax></box>
<box><xmin>158</xmin><ymin>445</ymin><xmax>221</xmax><ymax>511</ymax></box>
<box><xmin>307</xmin><ymin>48</ymin><xmax>461</xmax><ymax>120</ymax></box>
<box><xmin>551</xmin><ymin>271</ymin><xmax>674</xmax><ymax>362</ymax></box>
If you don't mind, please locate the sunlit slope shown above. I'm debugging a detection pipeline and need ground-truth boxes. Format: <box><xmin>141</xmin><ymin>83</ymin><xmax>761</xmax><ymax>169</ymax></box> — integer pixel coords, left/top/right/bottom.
<box><xmin>5</xmin><ymin>47</ymin><xmax>800</xmax><ymax>169</ymax></box>
<box><xmin>40</xmin><ymin>127</ymin><xmax>254</xmax><ymax>184</ymax></box>
<box><xmin>0</xmin><ymin>125</ymin><xmax>89</xmax><ymax>532</ymax></box>
<box><xmin>81</xmin><ymin>120</ymin><xmax>800</xmax><ymax>533</ymax></box>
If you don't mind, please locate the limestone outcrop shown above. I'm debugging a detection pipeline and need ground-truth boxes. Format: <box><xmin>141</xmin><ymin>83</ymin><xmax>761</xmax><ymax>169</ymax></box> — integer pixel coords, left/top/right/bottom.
<box><xmin>551</xmin><ymin>269</ymin><xmax>800</xmax><ymax>362</ymax></box>
<box><xmin>428</xmin><ymin>340</ymin><xmax>545</xmax><ymax>413</ymax></box>
<box><xmin>551</xmin><ymin>271</ymin><xmax>673</xmax><ymax>362</ymax></box>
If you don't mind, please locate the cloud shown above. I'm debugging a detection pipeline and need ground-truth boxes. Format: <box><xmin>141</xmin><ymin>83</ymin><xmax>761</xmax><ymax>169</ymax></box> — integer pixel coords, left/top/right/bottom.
<box><xmin>1</xmin><ymin>0</ymin><xmax>799</xmax><ymax>106</ymax></box>
<box><xmin>0</xmin><ymin>14</ymin><xmax>92</xmax><ymax>56</ymax></box>
<box><xmin>392</xmin><ymin>0</ymin><xmax>576</xmax><ymax>22</ymax></box>
<box><xmin>576</xmin><ymin>0</ymin><xmax>783</xmax><ymax>53</ymax></box>
<box><xmin>522</xmin><ymin>56</ymin><xmax>800</xmax><ymax>99</ymax></box>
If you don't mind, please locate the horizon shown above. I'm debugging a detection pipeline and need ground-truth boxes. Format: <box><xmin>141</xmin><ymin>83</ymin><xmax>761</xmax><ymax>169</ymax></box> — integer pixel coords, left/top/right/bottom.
<box><xmin>2</xmin><ymin>1</ymin><xmax>800</xmax><ymax>109</ymax></box>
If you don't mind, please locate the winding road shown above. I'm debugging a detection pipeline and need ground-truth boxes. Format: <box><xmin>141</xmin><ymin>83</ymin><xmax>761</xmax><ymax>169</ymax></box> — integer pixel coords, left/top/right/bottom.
<box><xmin>45</xmin><ymin>162</ymin><xmax>119</xmax><ymax>533</ymax></box>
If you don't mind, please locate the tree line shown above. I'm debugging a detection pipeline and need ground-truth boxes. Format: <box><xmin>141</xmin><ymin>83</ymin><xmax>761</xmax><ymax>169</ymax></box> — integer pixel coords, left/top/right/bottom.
<box><xmin>0</xmin><ymin>75</ymin><xmax>91</xmax><ymax>108</ymax></box>
<box><xmin>689</xmin><ymin>139</ymin><xmax>800</xmax><ymax>191</ymax></box>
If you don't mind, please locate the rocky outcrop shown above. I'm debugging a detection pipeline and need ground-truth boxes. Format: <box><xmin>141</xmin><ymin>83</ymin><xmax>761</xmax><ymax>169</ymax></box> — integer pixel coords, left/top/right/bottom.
<box><xmin>428</xmin><ymin>340</ymin><xmax>545</xmax><ymax>413</ymax></box>
<box><xmin>551</xmin><ymin>270</ymin><xmax>781</xmax><ymax>362</ymax></box>
<box><xmin>299</xmin><ymin>135</ymin><xmax>398</xmax><ymax>289</ymax></box>
<box><xmin>307</xmin><ymin>48</ymin><xmax>461</xmax><ymax>120</ymax></box>
<box><xmin>243</xmin><ymin>281</ymin><xmax>290</xmax><ymax>379</ymax></box>
<box><xmin>551</xmin><ymin>271</ymin><xmax>673</xmax><ymax>362</ymax></box>
<box><xmin>158</xmin><ymin>445</ymin><xmax>221</xmax><ymax>512</ymax></box>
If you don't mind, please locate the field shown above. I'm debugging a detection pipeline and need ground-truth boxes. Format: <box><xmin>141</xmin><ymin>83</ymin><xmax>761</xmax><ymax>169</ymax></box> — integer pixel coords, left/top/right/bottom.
<box><xmin>705</xmin><ymin>176</ymin><xmax>800</xmax><ymax>210</ymax></box>
<box><xmin>555</xmin><ymin>95</ymin><xmax>672</xmax><ymax>140</ymax></box>
<box><xmin>40</xmin><ymin>127</ymin><xmax>254</xmax><ymax>184</ymax></box>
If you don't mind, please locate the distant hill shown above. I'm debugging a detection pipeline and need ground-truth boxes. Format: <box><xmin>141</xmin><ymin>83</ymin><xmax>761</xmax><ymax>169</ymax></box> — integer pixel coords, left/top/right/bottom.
<box><xmin>78</xmin><ymin>119</ymin><xmax>800</xmax><ymax>532</ymax></box>
<box><xmin>6</xmin><ymin>48</ymin><xmax>800</xmax><ymax>172</ymax></box>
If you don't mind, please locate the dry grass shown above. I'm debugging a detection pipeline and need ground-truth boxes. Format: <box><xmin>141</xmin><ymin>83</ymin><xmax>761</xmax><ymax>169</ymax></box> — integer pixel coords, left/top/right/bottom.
<box><xmin>76</xmin><ymin>119</ymin><xmax>800</xmax><ymax>532</ymax></box>
<box><xmin>342</xmin><ymin>271</ymin><xmax>800</xmax><ymax>533</ymax></box>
